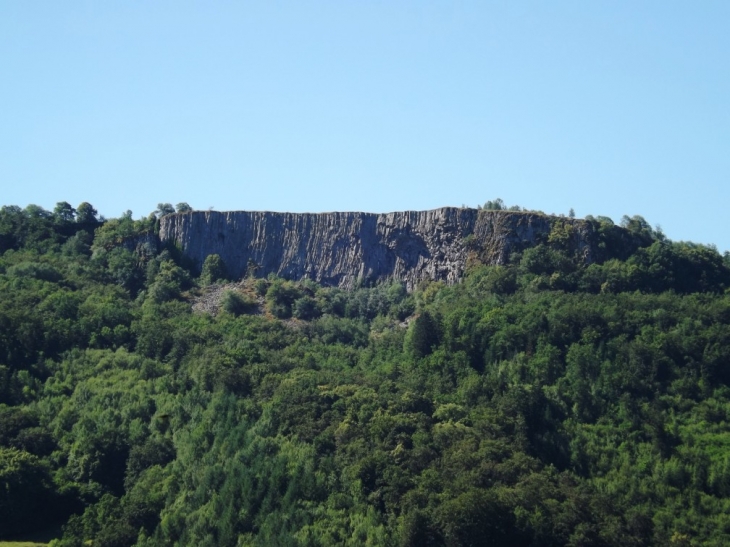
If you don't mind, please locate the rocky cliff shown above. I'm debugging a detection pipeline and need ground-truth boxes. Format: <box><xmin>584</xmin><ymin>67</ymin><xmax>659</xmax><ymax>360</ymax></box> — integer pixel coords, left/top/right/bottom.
<box><xmin>158</xmin><ymin>208</ymin><xmax>599</xmax><ymax>289</ymax></box>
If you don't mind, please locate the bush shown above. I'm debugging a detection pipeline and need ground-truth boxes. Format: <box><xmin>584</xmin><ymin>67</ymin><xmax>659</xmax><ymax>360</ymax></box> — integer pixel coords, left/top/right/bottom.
<box><xmin>293</xmin><ymin>296</ymin><xmax>321</xmax><ymax>320</ymax></box>
<box><xmin>221</xmin><ymin>290</ymin><xmax>256</xmax><ymax>316</ymax></box>
<box><xmin>200</xmin><ymin>254</ymin><xmax>228</xmax><ymax>285</ymax></box>
<box><xmin>265</xmin><ymin>279</ymin><xmax>302</xmax><ymax>319</ymax></box>
<box><xmin>254</xmin><ymin>278</ymin><xmax>269</xmax><ymax>296</ymax></box>
<box><xmin>7</xmin><ymin>261</ymin><xmax>62</xmax><ymax>282</ymax></box>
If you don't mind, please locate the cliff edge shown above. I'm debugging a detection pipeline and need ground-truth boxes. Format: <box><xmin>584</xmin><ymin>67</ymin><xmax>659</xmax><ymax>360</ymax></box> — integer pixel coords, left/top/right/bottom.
<box><xmin>159</xmin><ymin>208</ymin><xmax>598</xmax><ymax>289</ymax></box>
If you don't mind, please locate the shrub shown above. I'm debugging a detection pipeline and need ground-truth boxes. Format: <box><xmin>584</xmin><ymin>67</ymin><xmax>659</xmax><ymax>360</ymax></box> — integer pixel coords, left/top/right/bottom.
<box><xmin>265</xmin><ymin>279</ymin><xmax>302</xmax><ymax>318</ymax></box>
<box><xmin>221</xmin><ymin>290</ymin><xmax>256</xmax><ymax>316</ymax></box>
<box><xmin>293</xmin><ymin>296</ymin><xmax>321</xmax><ymax>320</ymax></box>
<box><xmin>200</xmin><ymin>254</ymin><xmax>228</xmax><ymax>285</ymax></box>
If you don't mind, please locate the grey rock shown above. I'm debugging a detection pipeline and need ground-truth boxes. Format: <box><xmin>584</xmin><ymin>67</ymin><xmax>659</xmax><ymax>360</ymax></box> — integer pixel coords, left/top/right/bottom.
<box><xmin>159</xmin><ymin>208</ymin><xmax>599</xmax><ymax>289</ymax></box>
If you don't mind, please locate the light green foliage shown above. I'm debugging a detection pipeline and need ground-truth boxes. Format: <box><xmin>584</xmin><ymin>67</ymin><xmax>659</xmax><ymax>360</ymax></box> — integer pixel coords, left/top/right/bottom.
<box><xmin>145</xmin><ymin>258</ymin><xmax>191</xmax><ymax>304</ymax></box>
<box><xmin>92</xmin><ymin>214</ymin><xmax>154</xmax><ymax>252</ymax></box>
<box><xmin>547</xmin><ymin>219</ymin><xmax>575</xmax><ymax>249</ymax></box>
<box><xmin>3</xmin><ymin>201</ymin><xmax>730</xmax><ymax>545</ymax></box>
<box><xmin>200</xmin><ymin>254</ymin><xmax>227</xmax><ymax>285</ymax></box>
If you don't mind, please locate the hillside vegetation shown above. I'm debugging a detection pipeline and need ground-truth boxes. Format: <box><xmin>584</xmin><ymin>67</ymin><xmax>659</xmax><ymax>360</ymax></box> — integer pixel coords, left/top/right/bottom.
<box><xmin>2</xmin><ymin>203</ymin><xmax>730</xmax><ymax>546</ymax></box>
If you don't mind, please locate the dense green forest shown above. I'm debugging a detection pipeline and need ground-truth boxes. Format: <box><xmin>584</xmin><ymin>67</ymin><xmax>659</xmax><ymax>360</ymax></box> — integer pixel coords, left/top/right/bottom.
<box><xmin>2</xmin><ymin>202</ymin><xmax>730</xmax><ymax>546</ymax></box>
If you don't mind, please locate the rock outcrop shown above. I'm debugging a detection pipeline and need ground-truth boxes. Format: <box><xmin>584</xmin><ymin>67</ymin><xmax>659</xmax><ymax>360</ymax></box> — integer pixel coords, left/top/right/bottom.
<box><xmin>158</xmin><ymin>208</ymin><xmax>598</xmax><ymax>289</ymax></box>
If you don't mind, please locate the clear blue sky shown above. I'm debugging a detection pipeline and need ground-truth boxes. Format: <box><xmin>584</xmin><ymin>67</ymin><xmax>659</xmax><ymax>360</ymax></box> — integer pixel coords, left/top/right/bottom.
<box><xmin>2</xmin><ymin>2</ymin><xmax>729</xmax><ymax>250</ymax></box>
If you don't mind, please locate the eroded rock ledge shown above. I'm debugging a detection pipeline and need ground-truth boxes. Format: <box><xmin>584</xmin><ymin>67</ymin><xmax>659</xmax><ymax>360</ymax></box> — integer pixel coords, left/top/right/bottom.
<box><xmin>159</xmin><ymin>208</ymin><xmax>598</xmax><ymax>289</ymax></box>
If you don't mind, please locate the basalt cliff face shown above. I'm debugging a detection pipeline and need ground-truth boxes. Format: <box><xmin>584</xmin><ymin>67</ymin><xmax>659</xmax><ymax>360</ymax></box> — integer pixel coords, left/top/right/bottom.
<box><xmin>158</xmin><ymin>208</ymin><xmax>598</xmax><ymax>289</ymax></box>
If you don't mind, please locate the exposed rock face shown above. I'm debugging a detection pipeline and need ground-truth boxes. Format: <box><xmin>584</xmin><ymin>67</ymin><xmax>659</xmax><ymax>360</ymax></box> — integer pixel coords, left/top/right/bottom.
<box><xmin>121</xmin><ymin>232</ymin><xmax>159</xmax><ymax>257</ymax></box>
<box><xmin>159</xmin><ymin>208</ymin><xmax>598</xmax><ymax>289</ymax></box>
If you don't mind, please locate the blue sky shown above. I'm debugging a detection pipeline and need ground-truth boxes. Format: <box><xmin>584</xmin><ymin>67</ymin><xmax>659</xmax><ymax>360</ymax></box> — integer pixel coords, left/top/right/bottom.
<box><xmin>2</xmin><ymin>2</ymin><xmax>729</xmax><ymax>250</ymax></box>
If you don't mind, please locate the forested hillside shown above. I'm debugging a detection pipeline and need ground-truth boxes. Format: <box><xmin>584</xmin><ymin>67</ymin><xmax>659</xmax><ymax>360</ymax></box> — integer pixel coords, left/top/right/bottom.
<box><xmin>2</xmin><ymin>202</ymin><xmax>730</xmax><ymax>546</ymax></box>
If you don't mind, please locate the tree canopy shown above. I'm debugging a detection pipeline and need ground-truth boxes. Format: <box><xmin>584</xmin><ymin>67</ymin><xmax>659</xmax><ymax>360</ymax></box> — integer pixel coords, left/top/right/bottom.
<box><xmin>1</xmin><ymin>201</ymin><xmax>730</xmax><ymax>546</ymax></box>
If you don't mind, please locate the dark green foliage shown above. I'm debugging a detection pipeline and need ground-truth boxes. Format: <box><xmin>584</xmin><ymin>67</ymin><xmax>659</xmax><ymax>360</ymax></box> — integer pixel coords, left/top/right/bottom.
<box><xmin>200</xmin><ymin>253</ymin><xmax>228</xmax><ymax>285</ymax></box>
<box><xmin>482</xmin><ymin>198</ymin><xmax>505</xmax><ymax>211</ymax></box>
<box><xmin>435</xmin><ymin>489</ymin><xmax>520</xmax><ymax>546</ymax></box>
<box><xmin>476</xmin><ymin>198</ymin><xmax>524</xmax><ymax>212</ymax></box>
<box><xmin>0</xmin><ymin>407</ymin><xmax>56</xmax><ymax>456</ymax></box>
<box><xmin>2</xmin><ymin>201</ymin><xmax>730</xmax><ymax>545</ymax></box>
<box><xmin>54</xmin><ymin>201</ymin><xmax>77</xmax><ymax>222</ymax></box>
<box><xmin>254</xmin><ymin>277</ymin><xmax>269</xmax><ymax>296</ymax></box>
<box><xmin>0</xmin><ymin>448</ymin><xmax>56</xmax><ymax>537</ymax></box>
<box><xmin>154</xmin><ymin>203</ymin><xmax>175</xmax><ymax>217</ymax></box>
<box><xmin>521</xmin><ymin>244</ymin><xmax>575</xmax><ymax>276</ymax></box>
<box><xmin>313</xmin><ymin>315</ymin><xmax>369</xmax><ymax>346</ymax></box>
<box><xmin>0</xmin><ymin>204</ymin><xmax>59</xmax><ymax>252</ymax></box>
<box><xmin>406</xmin><ymin>311</ymin><xmax>441</xmax><ymax>358</ymax></box>
<box><xmin>7</xmin><ymin>260</ymin><xmax>63</xmax><ymax>282</ymax></box>
<box><xmin>221</xmin><ymin>289</ymin><xmax>256</xmax><ymax>316</ymax></box>
<box><xmin>293</xmin><ymin>295</ymin><xmax>321</xmax><ymax>320</ymax></box>
<box><xmin>75</xmin><ymin>202</ymin><xmax>98</xmax><ymax>224</ymax></box>
<box><xmin>265</xmin><ymin>278</ymin><xmax>302</xmax><ymax>318</ymax></box>
<box><xmin>125</xmin><ymin>437</ymin><xmax>175</xmax><ymax>489</ymax></box>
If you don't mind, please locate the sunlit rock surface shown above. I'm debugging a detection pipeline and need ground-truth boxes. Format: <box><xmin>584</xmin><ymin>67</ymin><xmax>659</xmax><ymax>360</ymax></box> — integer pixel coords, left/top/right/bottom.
<box><xmin>159</xmin><ymin>208</ymin><xmax>597</xmax><ymax>289</ymax></box>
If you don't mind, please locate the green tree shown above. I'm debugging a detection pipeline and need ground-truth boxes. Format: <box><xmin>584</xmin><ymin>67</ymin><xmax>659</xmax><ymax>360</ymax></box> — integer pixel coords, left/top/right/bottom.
<box><xmin>406</xmin><ymin>310</ymin><xmax>440</xmax><ymax>358</ymax></box>
<box><xmin>200</xmin><ymin>254</ymin><xmax>228</xmax><ymax>285</ymax></box>
<box><xmin>265</xmin><ymin>278</ymin><xmax>302</xmax><ymax>318</ymax></box>
<box><xmin>483</xmin><ymin>198</ymin><xmax>505</xmax><ymax>211</ymax></box>
<box><xmin>0</xmin><ymin>448</ymin><xmax>55</xmax><ymax>537</ymax></box>
<box><xmin>293</xmin><ymin>295</ymin><xmax>320</xmax><ymax>320</ymax></box>
<box><xmin>221</xmin><ymin>290</ymin><xmax>256</xmax><ymax>316</ymax></box>
<box><xmin>435</xmin><ymin>489</ymin><xmax>520</xmax><ymax>547</ymax></box>
<box><xmin>155</xmin><ymin>203</ymin><xmax>175</xmax><ymax>217</ymax></box>
<box><xmin>24</xmin><ymin>204</ymin><xmax>51</xmax><ymax>218</ymax></box>
<box><xmin>175</xmin><ymin>202</ymin><xmax>193</xmax><ymax>213</ymax></box>
<box><xmin>54</xmin><ymin>201</ymin><xmax>76</xmax><ymax>222</ymax></box>
<box><xmin>76</xmin><ymin>202</ymin><xmax>98</xmax><ymax>223</ymax></box>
